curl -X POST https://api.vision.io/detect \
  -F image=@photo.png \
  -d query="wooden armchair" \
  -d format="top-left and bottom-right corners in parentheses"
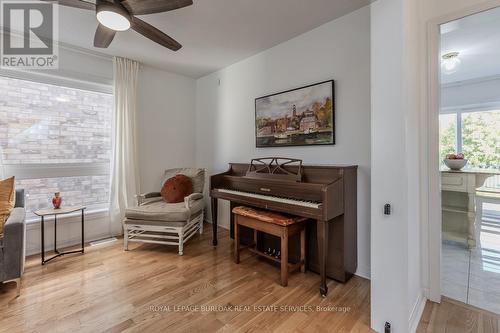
top-left (123, 168), bottom-right (205, 255)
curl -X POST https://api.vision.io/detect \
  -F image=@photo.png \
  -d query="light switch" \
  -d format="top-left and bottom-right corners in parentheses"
top-left (384, 204), bottom-right (391, 215)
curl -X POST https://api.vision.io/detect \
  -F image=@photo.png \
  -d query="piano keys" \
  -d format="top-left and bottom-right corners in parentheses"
top-left (216, 189), bottom-right (322, 209)
top-left (210, 158), bottom-right (358, 297)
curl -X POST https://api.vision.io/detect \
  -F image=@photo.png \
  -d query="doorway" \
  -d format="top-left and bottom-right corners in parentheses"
top-left (437, 7), bottom-right (500, 314)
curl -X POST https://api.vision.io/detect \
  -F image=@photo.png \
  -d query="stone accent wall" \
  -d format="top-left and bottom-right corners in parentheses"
top-left (18, 176), bottom-right (110, 220)
top-left (0, 76), bottom-right (113, 217)
top-left (0, 76), bottom-right (112, 164)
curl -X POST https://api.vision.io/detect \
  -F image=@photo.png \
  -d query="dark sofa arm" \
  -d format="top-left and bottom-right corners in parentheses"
top-left (14, 189), bottom-right (25, 208)
top-left (3, 207), bottom-right (26, 281)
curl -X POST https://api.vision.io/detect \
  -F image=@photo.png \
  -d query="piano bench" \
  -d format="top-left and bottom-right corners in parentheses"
top-left (232, 206), bottom-right (307, 287)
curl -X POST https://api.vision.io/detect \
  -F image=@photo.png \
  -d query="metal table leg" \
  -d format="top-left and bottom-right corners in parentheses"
top-left (41, 208), bottom-right (86, 264)
top-left (81, 209), bottom-right (85, 253)
top-left (41, 215), bottom-right (45, 265)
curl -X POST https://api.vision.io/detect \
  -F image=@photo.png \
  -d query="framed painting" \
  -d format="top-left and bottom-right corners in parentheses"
top-left (255, 80), bottom-right (335, 148)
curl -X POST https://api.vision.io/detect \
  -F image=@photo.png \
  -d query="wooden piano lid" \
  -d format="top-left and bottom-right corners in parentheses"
top-left (245, 157), bottom-right (303, 182)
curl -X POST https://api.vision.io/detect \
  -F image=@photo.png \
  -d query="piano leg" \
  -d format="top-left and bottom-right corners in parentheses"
top-left (229, 201), bottom-right (236, 239)
top-left (211, 198), bottom-right (218, 246)
top-left (317, 219), bottom-right (329, 297)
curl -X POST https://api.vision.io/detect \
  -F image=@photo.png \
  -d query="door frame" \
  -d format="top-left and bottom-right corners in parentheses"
top-left (425, 0), bottom-right (500, 302)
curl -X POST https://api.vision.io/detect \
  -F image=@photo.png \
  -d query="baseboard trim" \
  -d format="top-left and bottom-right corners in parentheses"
top-left (355, 264), bottom-right (371, 280)
top-left (26, 232), bottom-right (113, 256)
top-left (409, 292), bottom-right (427, 333)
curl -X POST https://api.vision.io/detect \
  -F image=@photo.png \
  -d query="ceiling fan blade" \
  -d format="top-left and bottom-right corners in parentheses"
top-left (130, 17), bottom-right (181, 51)
top-left (121, 0), bottom-right (192, 15)
top-left (94, 24), bottom-right (116, 48)
top-left (40, 0), bottom-right (95, 10)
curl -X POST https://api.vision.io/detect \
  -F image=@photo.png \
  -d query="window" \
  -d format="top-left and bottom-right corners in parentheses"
top-left (0, 75), bottom-right (113, 220)
top-left (439, 108), bottom-right (500, 170)
top-left (439, 113), bottom-right (457, 160)
top-left (461, 111), bottom-right (499, 168)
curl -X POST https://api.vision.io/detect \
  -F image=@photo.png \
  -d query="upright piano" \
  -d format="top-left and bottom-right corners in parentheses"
top-left (210, 158), bottom-right (357, 296)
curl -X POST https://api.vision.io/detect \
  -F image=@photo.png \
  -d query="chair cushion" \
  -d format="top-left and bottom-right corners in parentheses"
top-left (160, 175), bottom-right (193, 203)
top-left (125, 199), bottom-right (204, 222)
top-left (0, 177), bottom-right (15, 237)
top-left (232, 206), bottom-right (307, 226)
top-left (163, 168), bottom-right (205, 194)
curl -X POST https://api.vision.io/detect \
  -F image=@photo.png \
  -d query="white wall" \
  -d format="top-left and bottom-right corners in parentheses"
top-left (26, 211), bottom-right (111, 256)
top-left (137, 66), bottom-right (197, 193)
top-left (370, 0), bottom-right (500, 331)
top-left (46, 45), bottom-right (113, 88)
top-left (370, 0), bottom-right (425, 331)
top-left (370, 0), bottom-right (408, 331)
top-left (195, 7), bottom-right (371, 278)
top-left (405, 0), bottom-right (424, 329)
top-left (442, 76), bottom-right (500, 108)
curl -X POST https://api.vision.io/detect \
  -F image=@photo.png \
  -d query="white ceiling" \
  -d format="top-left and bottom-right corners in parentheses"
top-left (51, 0), bottom-right (371, 78)
top-left (440, 6), bottom-right (500, 84)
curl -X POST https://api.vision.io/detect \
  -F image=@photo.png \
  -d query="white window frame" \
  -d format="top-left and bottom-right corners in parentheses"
top-left (0, 68), bottom-right (112, 94)
top-left (0, 71), bottom-right (113, 223)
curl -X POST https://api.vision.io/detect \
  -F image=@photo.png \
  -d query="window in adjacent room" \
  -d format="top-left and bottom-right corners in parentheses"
top-left (461, 110), bottom-right (499, 168)
top-left (0, 75), bottom-right (113, 221)
top-left (439, 112), bottom-right (457, 160)
top-left (439, 108), bottom-right (500, 170)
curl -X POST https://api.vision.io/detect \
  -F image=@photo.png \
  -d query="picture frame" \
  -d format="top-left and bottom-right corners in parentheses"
top-left (255, 80), bottom-right (335, 148)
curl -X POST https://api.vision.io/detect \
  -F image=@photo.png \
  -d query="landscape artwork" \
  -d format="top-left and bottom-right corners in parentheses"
top-left (255, 80), bottom-right (335, 147)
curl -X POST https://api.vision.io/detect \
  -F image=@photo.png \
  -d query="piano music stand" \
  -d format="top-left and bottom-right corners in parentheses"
top-left (246, 157), bottom-right (303, 182)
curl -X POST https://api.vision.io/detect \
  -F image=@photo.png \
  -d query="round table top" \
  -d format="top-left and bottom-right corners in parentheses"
top-left (34, 206), bottom-right (86, 217)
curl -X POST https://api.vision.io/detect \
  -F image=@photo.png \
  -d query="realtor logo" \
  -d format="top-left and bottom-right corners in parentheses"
top-left (1, 1), bottom-right (58, 69)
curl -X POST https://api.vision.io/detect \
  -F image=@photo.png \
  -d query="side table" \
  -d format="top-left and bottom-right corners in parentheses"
top-left (34, 206), bottom-right (86, 265)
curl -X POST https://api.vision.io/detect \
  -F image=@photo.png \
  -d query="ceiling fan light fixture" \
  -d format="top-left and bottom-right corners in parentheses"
top-left (96, 1), bottom-right (131, 31)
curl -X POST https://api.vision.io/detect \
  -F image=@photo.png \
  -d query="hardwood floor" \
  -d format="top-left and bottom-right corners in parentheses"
top-left (417, 297), bottom-right (500, 333)
top-left (0, 224), bottom-right (372, 333)
top-left (3, 223), bottom-right (500, 333)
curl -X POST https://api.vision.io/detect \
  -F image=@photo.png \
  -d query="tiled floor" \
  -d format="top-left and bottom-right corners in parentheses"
top-left (442, 207), bottom-right (500, 314)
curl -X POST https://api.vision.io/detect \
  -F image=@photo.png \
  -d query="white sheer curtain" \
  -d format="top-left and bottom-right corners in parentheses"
top-left (0, 148), bottom-right (4, 180)
top-left (109, 57), bottom-right (140, 235)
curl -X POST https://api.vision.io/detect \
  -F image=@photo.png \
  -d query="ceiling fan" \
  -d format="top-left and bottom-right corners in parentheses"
top-left (42, 0), bottom-right (193, 51)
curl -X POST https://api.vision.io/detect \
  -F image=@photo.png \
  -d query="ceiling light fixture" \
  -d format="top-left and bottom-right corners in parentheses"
top-left (441, 52), bottom-right (461, 75)
top-left (96, 0), bottom-right (131, 31)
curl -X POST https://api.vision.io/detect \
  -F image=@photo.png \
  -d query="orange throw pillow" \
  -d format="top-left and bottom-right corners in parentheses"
top-left (0, 176), bottom-right (15, 237)
top-left (160, 174), bottom-right (193, 203)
